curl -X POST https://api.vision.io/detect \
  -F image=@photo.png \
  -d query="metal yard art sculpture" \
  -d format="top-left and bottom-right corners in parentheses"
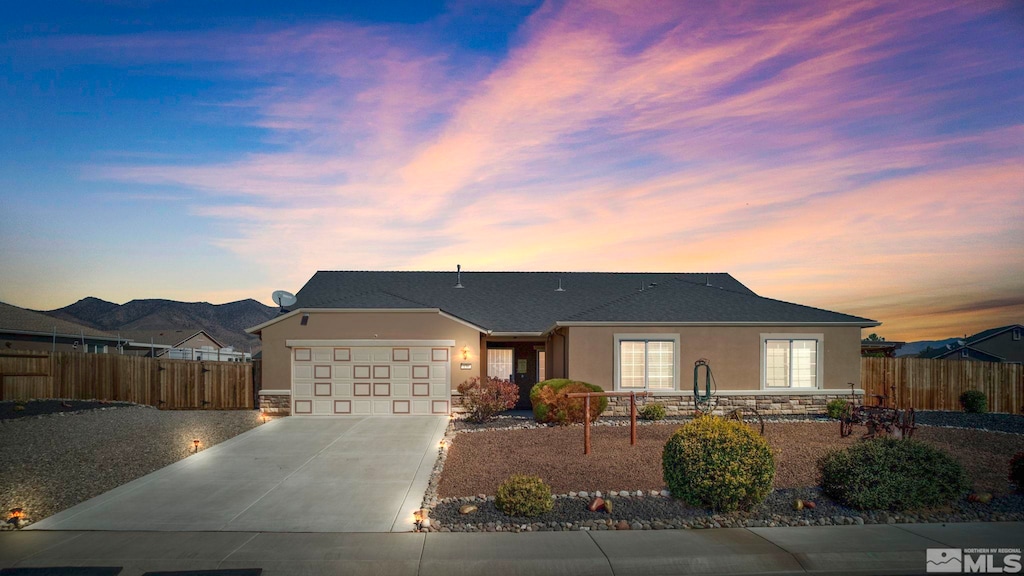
top-left (839, 383), bottom-right (916, 440)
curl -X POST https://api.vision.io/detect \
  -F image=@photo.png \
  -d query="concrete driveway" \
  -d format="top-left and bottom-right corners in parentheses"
top-left (28, 415), bottom-right (448, 533)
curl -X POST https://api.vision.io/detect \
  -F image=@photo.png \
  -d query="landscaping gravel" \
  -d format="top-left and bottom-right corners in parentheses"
top-left (428, 489), bottom-right (1024, 533)
top-left (427, 415), bottom-right (1024, 532)
top-left (915, 410), bottom-right (1024, 435)
top-left (0, 405), bottom-right (263, 526)
top-left (0, 399), bottom-right (136, 420)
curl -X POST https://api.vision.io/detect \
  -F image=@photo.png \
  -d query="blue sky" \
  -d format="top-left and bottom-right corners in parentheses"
top-left (0, 0), bottom-right (1021, 340)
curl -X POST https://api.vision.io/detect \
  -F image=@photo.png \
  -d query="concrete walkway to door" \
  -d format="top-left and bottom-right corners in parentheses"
top-left (27, 416), bottom-right (448, 533)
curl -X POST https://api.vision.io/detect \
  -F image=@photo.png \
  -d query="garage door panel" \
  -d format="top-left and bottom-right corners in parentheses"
top-left (292, 344), bottom-right (450, 417)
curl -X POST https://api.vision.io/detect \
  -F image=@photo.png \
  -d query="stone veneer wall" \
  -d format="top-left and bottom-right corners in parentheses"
top-left (604, 392), bottom-right (860, 417)
top-left (259, 391), bottom-right (291, 416)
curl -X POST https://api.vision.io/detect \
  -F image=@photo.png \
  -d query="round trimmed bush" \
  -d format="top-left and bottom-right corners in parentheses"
top-left (825, 399), bottom-right (848, 419)
top-left (819, 438), bottom-right (969, 510)
top-left (529, 379), bottom-right (607, 424)
top-left (495, 474), bottom-right (553, 517)
top-left (1010, 452), bottom-right (1024, 492)
top-left (959, 390), bottom-right (987, 413)
top-left (639, 402), bottom-right (667, 421)
top-left (662, 415), bottom-right (775, 511)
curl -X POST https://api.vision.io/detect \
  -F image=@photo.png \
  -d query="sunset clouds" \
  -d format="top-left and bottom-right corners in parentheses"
top-left (1, 0), bottom-right (1021, 340)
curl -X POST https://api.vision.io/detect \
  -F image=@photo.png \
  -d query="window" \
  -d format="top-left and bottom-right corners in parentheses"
top-left (615, 336), bottom-right (677, 390)
top-left (537, 350), bottom-right (546, 382)
top-left (487, 349), bottom-right (514, 381)
top-left (763, 335), bottom-right (820, 389)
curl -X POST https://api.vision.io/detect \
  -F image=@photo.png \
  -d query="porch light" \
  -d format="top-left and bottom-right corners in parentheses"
top-left (193, 439), bottom-right (201, 453)
top-left (461, 346), bottom-right (470, 361)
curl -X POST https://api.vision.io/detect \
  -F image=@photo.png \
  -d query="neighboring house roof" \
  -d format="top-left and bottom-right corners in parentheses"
top-left (121, 329), bottom-right (226, 349)
top-left (919, 324), bottom-right (1023, 360)
top-left (250, 271), bottom-right (877, 334)
top-left (0, 301), bottom-right (120, 341)
top-left (965, 324), bottom-right (1023, 346)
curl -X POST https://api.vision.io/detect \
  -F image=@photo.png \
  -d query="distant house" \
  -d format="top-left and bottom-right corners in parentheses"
top-left (920, 324), bottom-right (1024, 363)
top-left (0, 300), bottom-right (127, 353)
top-left (121, 329), bottom-right (251, 362)
top-left (860, 339), bottom-right (905, 357)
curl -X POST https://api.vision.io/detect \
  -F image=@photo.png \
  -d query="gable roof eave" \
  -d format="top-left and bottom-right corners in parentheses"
top-left (552, 320), bottom-right (881, 328)
top-left (245, 307), bottom-right (491, 335)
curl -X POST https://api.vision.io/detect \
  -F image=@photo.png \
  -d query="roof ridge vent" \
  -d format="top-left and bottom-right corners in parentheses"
top-left (705, 274), bottom-right (711, 287)
top-left (555, 278), bottom-right (565, 292)
top-left (454, 264), bottom-right (464, 289)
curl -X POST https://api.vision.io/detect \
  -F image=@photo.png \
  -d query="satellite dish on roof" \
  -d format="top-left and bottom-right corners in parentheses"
top-left (272, 290), bottom-right (297, 309)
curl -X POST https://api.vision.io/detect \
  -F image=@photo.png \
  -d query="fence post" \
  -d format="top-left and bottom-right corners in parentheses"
top-left (583, 395), bottom-right (591, 455)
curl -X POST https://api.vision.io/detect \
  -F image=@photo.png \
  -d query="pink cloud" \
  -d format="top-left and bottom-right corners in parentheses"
top-left (50, 0), bottom-right (1022, 340)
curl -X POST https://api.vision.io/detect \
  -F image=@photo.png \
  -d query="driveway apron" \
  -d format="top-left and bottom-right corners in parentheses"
top-left (27, 416), bottom-right (448, 533)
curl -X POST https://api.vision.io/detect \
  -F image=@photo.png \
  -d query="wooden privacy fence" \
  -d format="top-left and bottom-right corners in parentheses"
top-left (0, 350), bottom-right (253, 409)
top-left (861, 357), bottom-right (1024, 414)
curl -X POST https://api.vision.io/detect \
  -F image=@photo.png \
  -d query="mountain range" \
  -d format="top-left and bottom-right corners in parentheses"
top-left (894, 338), bottom-right (961, 357)
top-left (42, 297), bottom-right (277, 351)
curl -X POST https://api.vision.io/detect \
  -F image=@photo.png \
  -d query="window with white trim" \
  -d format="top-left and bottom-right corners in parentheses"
top-left (487, 348), bottom-right (514, 381)
top-left (763, 336), bottom-right (820, 389)
top-left (616, 337), bottom-right (676, 390)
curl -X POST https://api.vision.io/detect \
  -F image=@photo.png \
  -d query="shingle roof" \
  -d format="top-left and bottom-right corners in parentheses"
top-left (965, 324), bottom-right (1022, 345)
top-left (0, 301), bottom-right (118, 340)
top-left (290, 271), bottom-right (876, 332)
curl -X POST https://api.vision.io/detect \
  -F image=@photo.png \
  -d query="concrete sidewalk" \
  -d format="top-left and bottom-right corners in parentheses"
top-left (2, 522), bottom-right (1020, 575)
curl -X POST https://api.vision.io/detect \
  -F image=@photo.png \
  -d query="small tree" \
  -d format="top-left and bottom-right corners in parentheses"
top-left (456, 377), bottom-right (518, 422)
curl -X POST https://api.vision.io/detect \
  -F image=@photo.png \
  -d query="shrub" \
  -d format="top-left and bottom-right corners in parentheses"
top-left (819, 438), bottom-right (969, 510)
top-left (826, 399), bottom-right (848, 420)
top-left (662, 415), bottom-right (775, 511)
top-left (1010, 452), bottom-right (1024, 492)
top-left (529, 379), bottom-right (607, 425)
top-left (495, 474), bottom-right (553, 517)
top-left (639, 402), bottom-right (667, 421)
top-left (456, 377), bottom-right (518, 423)
top-left (959, 390), bottom-right (987, 414)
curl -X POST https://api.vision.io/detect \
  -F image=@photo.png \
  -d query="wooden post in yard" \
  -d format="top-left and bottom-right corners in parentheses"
top-left (630, 392), bottom-right (637, 445)
top-left (584, 396), bottom-right (591, 455)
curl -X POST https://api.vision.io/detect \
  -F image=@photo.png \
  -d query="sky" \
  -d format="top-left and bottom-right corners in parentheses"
top-left (0, 0), bottom-right (1021, 341)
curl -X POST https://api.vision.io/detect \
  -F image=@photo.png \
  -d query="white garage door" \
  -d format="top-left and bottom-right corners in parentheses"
top-left (290, 343), bottom-right (451, 415)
